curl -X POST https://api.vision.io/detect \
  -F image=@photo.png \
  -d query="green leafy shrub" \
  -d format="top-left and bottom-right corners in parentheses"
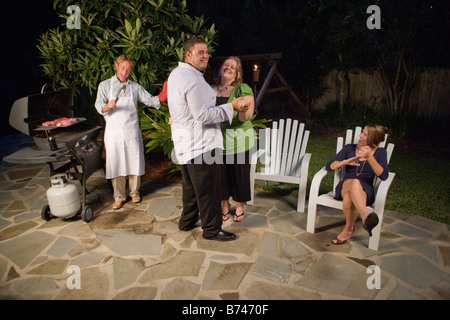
top-left (38, 0), bottom-right (217, 93)
top-left (37, 0), bottom-right (217, 156)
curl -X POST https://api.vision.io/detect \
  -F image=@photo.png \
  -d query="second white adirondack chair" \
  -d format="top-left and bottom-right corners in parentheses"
top-left (247, 118), bottom-right (311, 213)
top-left (306, 127), bottom-right (395, 251)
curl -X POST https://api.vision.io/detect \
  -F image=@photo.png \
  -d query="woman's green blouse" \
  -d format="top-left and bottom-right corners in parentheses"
top-left (220, 83), bottom-right (255, 155)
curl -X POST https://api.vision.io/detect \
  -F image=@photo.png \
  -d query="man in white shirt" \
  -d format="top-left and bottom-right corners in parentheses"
top-left (168, 37), bottom-right (248, 241)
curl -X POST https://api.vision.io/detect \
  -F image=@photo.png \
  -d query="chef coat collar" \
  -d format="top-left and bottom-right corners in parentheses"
top-left (113, 75), bottom-right (130, 85)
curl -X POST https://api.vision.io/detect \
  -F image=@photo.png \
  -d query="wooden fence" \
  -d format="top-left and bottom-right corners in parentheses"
top-left (311, 67), bottom-right (450, 119)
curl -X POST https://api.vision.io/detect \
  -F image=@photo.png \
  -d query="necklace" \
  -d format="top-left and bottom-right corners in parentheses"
top-left (217, 85), bottom-right (229, 93)
top-left (356, 159), bottom-right (367, 176)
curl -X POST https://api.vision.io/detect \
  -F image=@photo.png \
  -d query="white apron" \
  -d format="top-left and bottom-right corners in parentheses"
top-left (104, 84), bottom-right (145, 179)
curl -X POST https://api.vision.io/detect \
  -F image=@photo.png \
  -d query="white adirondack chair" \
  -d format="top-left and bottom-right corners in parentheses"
top-left (248, 118), bottom-right (311, 213)
top-left (306, 127), bottom-right (395, 251)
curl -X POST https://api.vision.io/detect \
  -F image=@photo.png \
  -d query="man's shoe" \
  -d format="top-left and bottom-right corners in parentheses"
top-left (204, 229), bottom-right (236, 241)
top-left (131, 196), bottom-right (141, 203)
top-left (112, 201), bottom-right (123, 209)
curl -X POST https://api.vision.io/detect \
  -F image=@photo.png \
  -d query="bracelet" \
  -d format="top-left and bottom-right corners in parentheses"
top-left (330, 161), bottom-right (339, 170)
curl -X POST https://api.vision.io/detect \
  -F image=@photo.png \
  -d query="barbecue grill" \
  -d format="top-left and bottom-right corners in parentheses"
top-left (4, 87), bottom-right (105, 222)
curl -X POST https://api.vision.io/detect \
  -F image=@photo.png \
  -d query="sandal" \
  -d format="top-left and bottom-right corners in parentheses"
top-left (331, 226), bottom-right (355, 245)
top-left (363, 212), bottom-right (379, 236)
top-left (233, 212), bottom-right (245, 222)
top-left (222, 212), bottom-right (230, 221)
top-left (332, 236), bottom-right (348, 245)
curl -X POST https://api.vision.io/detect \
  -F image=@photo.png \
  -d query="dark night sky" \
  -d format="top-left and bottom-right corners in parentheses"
top-left (1, 1), bottom-right (448, 136)
top-left (1, 2), bottom-right (60, 135)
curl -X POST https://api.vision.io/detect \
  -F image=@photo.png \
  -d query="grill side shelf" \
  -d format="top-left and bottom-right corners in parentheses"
top-left (33, 117), bottom-right (87, 131)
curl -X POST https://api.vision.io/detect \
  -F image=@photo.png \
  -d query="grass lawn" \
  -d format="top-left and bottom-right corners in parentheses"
top-left (257, 134), bottom-right (450, 225)
top-left (386, 152), bottom-right (449, 224)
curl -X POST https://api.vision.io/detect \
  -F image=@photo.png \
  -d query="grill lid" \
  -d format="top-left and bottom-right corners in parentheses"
top-left (9, 88), bottom-right (74, 135)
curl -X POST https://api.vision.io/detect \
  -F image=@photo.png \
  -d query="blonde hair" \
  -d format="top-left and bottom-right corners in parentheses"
top-left (215, 56), bottom-right (244, 86)
top-left (366, 124), bottom-right (388, 147)
top-left (115, 55), bottom-right (135, 71)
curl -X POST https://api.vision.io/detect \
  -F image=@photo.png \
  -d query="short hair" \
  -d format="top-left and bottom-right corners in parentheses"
top-left (115, 55), bottom-right (135, 71)
top-left (215, 56), bottom-right (244, 86)
top-left (184, 36), bottom-right (207, 59)
top-left (366, 124), bottom-right (388, 147)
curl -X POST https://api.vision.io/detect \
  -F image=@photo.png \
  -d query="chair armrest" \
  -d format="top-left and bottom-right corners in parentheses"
top-left (306, 166), bottom-right (329, 233)
top-left (248, 149), bottom-right (266, 206)
top-left (372, 172), bottom-right (395, 214)
top-left (299, 153), bottom-right (311, 178)
top-left (309, 167), bottom-right (329, 201)
top-left (250, 149), bottom-right (265, 165)
top-left (296, 153), bottom-right (312, 212)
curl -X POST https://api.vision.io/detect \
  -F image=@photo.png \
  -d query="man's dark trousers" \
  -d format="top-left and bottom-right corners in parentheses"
top-left (178, 149), bottom-right (222, 238)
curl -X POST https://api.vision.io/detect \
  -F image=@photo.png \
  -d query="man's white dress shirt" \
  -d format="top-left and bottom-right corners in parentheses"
top-left (168, 62), bottom-right (233, 164)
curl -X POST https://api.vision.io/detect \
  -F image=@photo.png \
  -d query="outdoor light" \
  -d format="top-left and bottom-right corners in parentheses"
top-left (253, 64), bottom-right (260, 82)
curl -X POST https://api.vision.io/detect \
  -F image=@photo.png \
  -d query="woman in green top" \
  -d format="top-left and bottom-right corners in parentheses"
top-left (213, 56), bottom-right (255, 222)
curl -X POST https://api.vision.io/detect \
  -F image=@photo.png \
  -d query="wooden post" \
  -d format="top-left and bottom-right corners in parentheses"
top-left (256, 60), bottom-right (278, 108)
top-left (274, 70), bottom-right (310, 117)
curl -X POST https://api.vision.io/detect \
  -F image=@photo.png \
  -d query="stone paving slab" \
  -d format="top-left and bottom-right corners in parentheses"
top-left (94, 228), bottom-right (162, 256)
top-left (0, 231), bottom-right (56, 268)
top-left (252, 256), bottom-right (291, 283)
top-left (295, 253), bottom-right (383, 299)
top-left (0, 155), bottom-right (449, 301)
top-left (380, 254), bottom-right (449, 290)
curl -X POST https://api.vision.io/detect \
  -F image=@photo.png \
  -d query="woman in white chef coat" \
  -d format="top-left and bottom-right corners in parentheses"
top-left (95, 55), bottom-right (167, 209)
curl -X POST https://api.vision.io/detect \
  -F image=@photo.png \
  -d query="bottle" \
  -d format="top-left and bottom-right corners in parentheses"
top-left (47, 131), bottom-right (58, 151)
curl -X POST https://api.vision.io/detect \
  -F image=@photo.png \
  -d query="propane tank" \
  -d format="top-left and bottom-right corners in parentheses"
top-left (46, 174), bottom-right (81, 219)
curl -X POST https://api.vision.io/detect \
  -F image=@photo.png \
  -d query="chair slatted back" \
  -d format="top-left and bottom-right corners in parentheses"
top-left (259, 118), bottom-right (309, 178)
